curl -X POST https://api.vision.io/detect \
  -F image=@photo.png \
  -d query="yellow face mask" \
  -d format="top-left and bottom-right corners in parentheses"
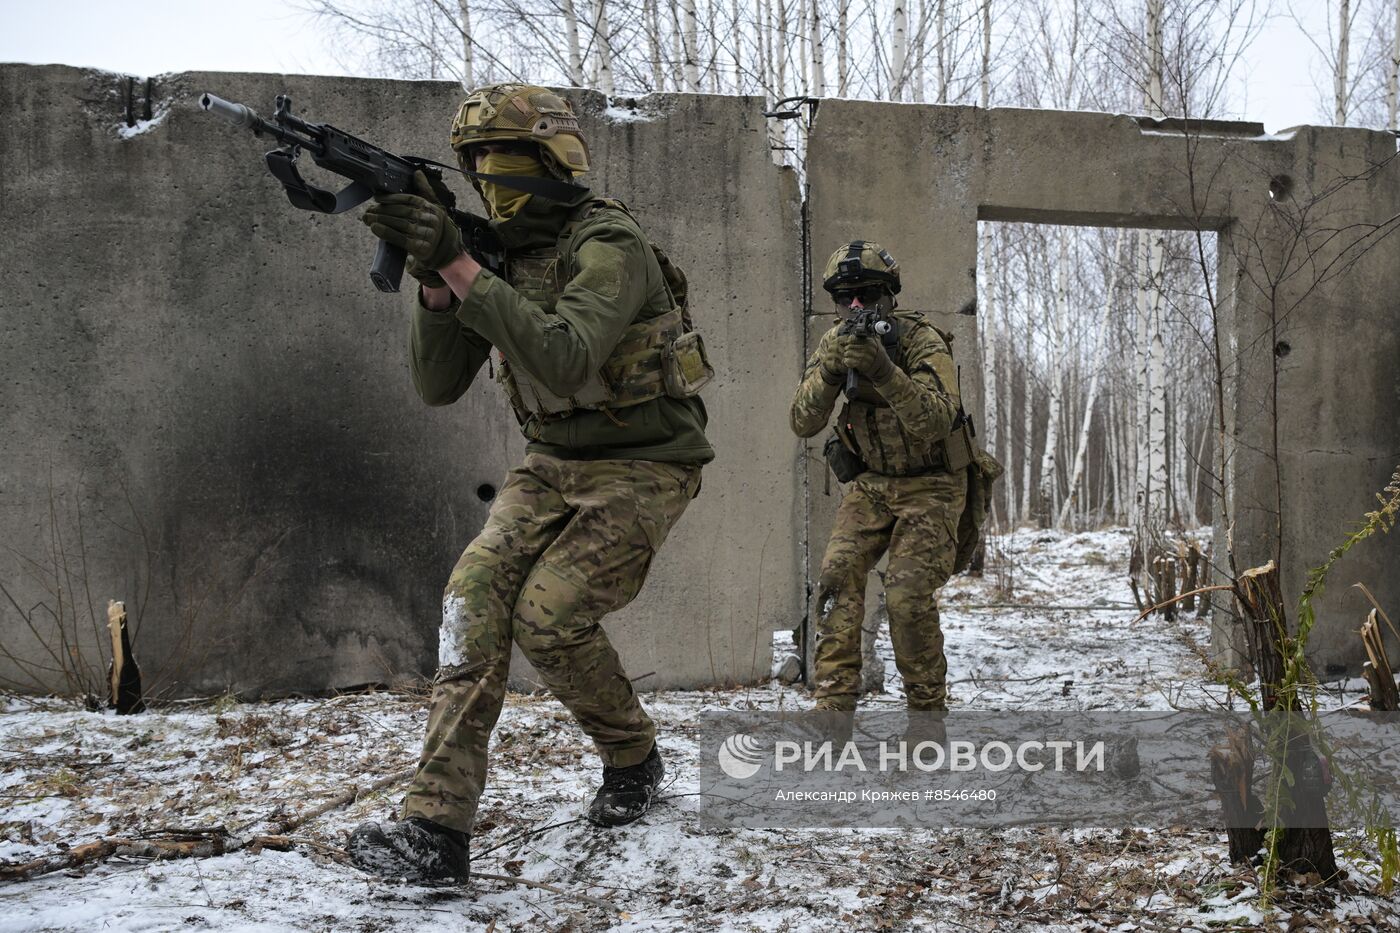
top-left (475, 151), bottom-right (550, 220)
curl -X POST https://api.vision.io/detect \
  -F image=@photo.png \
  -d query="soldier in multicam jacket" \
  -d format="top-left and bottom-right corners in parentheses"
top-left (792, 241), bottom-right (972, 714)
top-left (347, 83), bottom-right (715, 883)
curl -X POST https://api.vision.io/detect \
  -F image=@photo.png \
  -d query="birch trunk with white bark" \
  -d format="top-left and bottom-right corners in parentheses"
top-left (892, 2), bottom-right (908, 101)
top-left (646, 0), bottom-right (664, 90)
top-left (980, 0), bottom-right (992, 107)
top-left (1036, 234), bottom-right (1069, 526)
top-left (595, 0), bottom-right (614, 94)
top-left (837, 0), bottom-right (849, 95)
top-left (1388, 0), bottom-right (1399, 130)
top-left (1336, 0), bottom-right (1352, 125)
top-left (1057, 231), bottom-right (1125, 528)
top-left (682, 0), bottom-right (700, 91)
top-left (936, 0), bottom-right (948, 103)
top-left (563, 0), bottom-right (585, 86)
top-left (458, 0), bottom-right (474, 88)
top-left (1020, 324), bottom-right (1035, 523)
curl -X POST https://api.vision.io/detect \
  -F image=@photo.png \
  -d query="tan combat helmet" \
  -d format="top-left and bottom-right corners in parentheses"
top-left (450, 83), bottom-right (591, 178)
top-left (821, 240), bottom-right (902, 295)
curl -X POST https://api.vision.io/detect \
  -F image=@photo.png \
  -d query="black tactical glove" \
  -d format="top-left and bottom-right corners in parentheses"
top-left (839, 333), bottom-right (895, 385)
top-left (362, 170), bottom-right (463, 289)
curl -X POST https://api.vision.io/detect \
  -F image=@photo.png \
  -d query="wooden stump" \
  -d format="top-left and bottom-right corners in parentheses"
top-left (1228, 562), bottom-right (1339, 882)
top-left (1276, 726), bottom-right (1339, 879)
top-left (1160, 557), bottom-right (1178, 621)
top-left (1361, 610), bottom-right (1399, 711)
top-left (1183, 543), bottom-right (1201, 614)
top-left (106, 600), bottom-right (145, 715)
top-left (1209, 726), bottom-right (1265, 864)
top-left (1236, 562), bottom-right (1287, 712)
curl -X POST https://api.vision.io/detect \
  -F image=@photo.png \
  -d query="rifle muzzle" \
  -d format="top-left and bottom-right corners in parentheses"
top-left (199, 93), bottom-right (261, 129)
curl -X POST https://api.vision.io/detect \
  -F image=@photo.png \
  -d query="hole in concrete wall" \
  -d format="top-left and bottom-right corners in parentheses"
top-left (1268, 175), bottom-right (1293, 200)
top-left (1274, 340), bottom-right (1291, 358)
top-left (476, 484), bottom-right (497, 503)
top-left (976, 221), bottom-right (1219, 534)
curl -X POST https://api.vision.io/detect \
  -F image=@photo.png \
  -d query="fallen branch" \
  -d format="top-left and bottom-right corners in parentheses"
top-left (1, 834), bottom-right (230, 882)
top-left (1132, 584), bottom-right (1236, 623)
top-left (2, 768), bottom-right (415, 882)
top-left (474, 870), bottom-right (621, 913)
top-left (270, 767), bottom-right (414, 835)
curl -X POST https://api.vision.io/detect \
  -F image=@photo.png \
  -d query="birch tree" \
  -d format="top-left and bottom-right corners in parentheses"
top-left (1337, 0), bottom-right (1353, 123)
top-left (562, 0), bottom-right (586, 85)
top-left (1390, 0), bottom-right (1400, 129)
top-left (594, 0), bottom-right (615, 94)
top-left (682, 0), bottom-right (700, 90)
top-left (892, 1), bottom-right (909, 101)
top-left (980, 0), bottom-right (992, 107)
top-left (1036, 233), bottom-right (1069, 526)
top-left (1057, 230), bottom-right (1125, 528)
top-left (838, 0), bottom-right (850, 95)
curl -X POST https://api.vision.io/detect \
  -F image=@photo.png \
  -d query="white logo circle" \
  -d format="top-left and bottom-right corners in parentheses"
top-left (717, 733), bottom-right (765, 780)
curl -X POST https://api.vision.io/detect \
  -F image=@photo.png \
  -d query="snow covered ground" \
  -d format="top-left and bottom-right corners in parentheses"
top-left (1, 528), bottom-right (1393, 931)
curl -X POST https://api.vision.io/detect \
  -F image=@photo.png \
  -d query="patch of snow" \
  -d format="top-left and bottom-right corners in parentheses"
top-left (438, 594), bottom-right (469, 667)
top-left (115, 103), bottom-right (171, 139)
top-left (2, 527), bottom-right (1393, 930)
top-left (602, 104), bottom-right (656, 123)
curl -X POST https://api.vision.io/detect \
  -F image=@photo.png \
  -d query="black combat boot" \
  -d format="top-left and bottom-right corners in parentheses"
top-left (346, 816), bottom-right (469, 883)
top-left (587, 744), bottom-right (665, 827)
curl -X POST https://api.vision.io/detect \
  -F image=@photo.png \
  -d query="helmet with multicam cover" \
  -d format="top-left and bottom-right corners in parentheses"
top-left (450, 83), bottom-right (590, 178)
top-left (821, 240), bottom-right (901, 296)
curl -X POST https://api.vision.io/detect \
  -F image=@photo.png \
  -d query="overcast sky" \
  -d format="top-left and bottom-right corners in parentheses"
top-left (0, 0), bottom-right (1335, 134)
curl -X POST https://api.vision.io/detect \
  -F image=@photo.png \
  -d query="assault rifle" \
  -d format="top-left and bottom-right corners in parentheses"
top-left (839, 307), bottom-right (893, 399)
top-left (199, 92), bottom-right (585, 293)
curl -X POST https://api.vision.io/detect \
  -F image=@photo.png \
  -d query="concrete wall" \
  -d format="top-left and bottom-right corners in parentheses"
top-left (807, 100), bottom-right (1400, 676)
top-left (0, 65), bottom-right (803, 695)
top-left (3, 65), bottom-right (1396, 696)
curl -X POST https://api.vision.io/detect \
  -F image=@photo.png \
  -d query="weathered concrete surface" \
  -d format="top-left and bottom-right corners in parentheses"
top-left (807, 101), bottom-right (1400, 676)
top-left (0, 65), bottom-right (802, 695)
top-left (4, 65), bottom-right (1395, 697)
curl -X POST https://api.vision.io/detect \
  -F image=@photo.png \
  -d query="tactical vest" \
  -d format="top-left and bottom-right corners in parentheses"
top-left (494, 199), bottom-right (713, 422)
top-left (835, 316), bottom-right (974, 477)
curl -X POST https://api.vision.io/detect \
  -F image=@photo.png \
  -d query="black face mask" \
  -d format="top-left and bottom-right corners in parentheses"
top-left (831, 285), bottom-right (887, 308)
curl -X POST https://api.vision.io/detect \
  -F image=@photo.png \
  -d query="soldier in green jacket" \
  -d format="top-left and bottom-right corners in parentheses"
top-left (791, 242), bottom-right (970, 714)
top-left (347, 84), bottom-right (715, 883)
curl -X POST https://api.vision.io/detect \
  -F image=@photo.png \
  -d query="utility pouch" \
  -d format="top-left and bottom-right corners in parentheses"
top-left (823, 432), bottom-right (867, 484)
top-left (662, 330), bottom-right (715, 398)
top-left (942, 421), bottom-right (975, 473)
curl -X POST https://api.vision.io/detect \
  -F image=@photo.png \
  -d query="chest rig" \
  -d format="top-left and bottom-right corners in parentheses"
top-left (494, 199), bottom-right (711, 423)
top-left (835, 317), bottom-right (970, 477)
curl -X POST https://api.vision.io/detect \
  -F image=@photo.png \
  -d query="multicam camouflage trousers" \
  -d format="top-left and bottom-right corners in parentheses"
top-left (402, 452), bottom-right (700, 834)
top-left (813, 469), bottom-right (967, 712)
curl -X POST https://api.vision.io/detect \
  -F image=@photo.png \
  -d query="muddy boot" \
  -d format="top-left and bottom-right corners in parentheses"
top-left (346, 816), bottom-right (469, 883)
top-left (587, 745), bottom-right (665, 827)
